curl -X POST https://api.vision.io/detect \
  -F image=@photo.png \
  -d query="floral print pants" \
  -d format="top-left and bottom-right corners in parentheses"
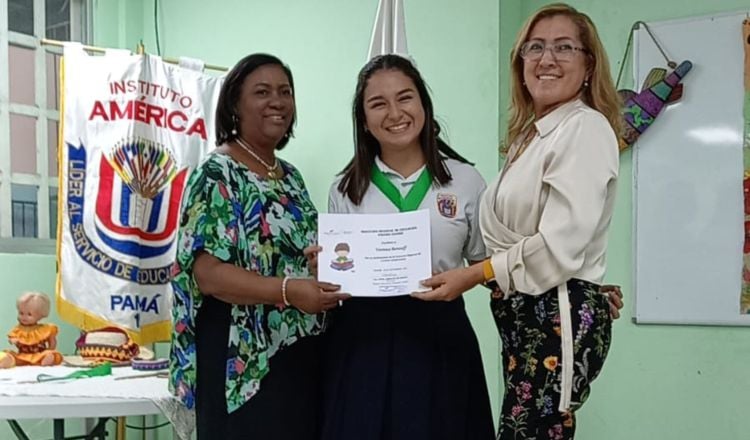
top-left (492, 279), bottom-right (612, 440)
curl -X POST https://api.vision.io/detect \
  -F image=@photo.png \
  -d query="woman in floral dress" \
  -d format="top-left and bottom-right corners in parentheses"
top-left (169, 53), bottom-right (348, 440)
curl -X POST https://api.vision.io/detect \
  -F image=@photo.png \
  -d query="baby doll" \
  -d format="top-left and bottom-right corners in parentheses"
top-left (0, 292), bottom-right (63, 368)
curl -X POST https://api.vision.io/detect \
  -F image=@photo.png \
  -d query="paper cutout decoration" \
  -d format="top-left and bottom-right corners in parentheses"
top-left (618, 60), bottom-right (693, 151)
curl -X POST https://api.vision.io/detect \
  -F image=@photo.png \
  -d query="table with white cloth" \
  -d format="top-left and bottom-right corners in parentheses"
top-left (0, 366), bottom-right (193, 440)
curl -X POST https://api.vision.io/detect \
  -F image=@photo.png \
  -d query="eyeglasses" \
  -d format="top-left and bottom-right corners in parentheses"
top-left (519, 40), bottom-right (587, 61)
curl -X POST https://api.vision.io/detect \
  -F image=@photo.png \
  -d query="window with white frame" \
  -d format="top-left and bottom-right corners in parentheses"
top-left (1, 0), bottom-right (90, 252)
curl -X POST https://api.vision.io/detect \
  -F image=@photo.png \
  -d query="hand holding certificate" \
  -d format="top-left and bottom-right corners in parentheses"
top-left (318, 210), bottom-right (432, 297)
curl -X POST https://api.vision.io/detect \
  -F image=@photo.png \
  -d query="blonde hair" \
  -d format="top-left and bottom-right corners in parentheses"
top-left (17, 291), bottom-right (51, 318)
top-left (506, 3), bottom-right (621, 147)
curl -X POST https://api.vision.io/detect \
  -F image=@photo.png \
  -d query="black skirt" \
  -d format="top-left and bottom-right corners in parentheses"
top-left (319, 296), bottom-right (495, 440)
top-left (195, 296), bottom-right (322, 440)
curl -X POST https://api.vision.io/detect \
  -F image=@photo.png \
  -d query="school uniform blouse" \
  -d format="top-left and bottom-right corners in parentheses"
top-left (329, 156), bottom-right (487, 270)
top-left (321, 156), bottom-right (496, 440)
top-left (479, 99), bottom-right (618, 412)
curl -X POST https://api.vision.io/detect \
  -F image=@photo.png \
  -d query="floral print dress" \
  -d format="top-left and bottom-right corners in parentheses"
top-left (169, 153), bottom-right (324, 413)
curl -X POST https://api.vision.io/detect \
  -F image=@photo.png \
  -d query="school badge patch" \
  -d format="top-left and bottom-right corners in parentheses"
top-left (437, 193), bottom-right (458, 218)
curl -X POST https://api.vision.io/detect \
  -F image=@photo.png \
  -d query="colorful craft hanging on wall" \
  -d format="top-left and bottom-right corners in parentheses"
top-left (618, 60), bottom-right (692, 151)
top-left (615, 21), bottom-right (693, 152)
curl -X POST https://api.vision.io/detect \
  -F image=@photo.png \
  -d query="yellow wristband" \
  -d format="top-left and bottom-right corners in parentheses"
top-left (482, 259), bottom-right (495, 282)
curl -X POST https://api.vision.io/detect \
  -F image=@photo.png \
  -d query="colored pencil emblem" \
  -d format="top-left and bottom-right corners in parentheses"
top-left (107, 137), bottom-right (179, 199)
top-left (618, 60), bottom-right (693, 151)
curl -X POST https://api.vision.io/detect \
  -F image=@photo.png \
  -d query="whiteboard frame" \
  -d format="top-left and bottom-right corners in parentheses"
top-left (632, 9), bottom-right (750, 327)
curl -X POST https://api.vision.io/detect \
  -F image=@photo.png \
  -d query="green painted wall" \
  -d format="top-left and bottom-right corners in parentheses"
top-left (499, 0), bottom-right (522, 153)
top-left (92, 0), bottom-right (144, 52)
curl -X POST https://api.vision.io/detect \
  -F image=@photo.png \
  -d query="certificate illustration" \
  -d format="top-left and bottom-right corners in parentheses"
top-left (318, 210), bottom-right (432, 297)
top-left (330, 242), bottom-right (355, 271)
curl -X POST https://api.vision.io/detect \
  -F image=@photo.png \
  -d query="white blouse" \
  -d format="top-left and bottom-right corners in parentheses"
top-left (329, 156), bottom-right (487, 273)
top-left (480, 99), bottom-right (619, 296)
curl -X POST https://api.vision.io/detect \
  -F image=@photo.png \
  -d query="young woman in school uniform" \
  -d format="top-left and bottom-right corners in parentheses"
top-left (308, 54), bottom-right (496, 440)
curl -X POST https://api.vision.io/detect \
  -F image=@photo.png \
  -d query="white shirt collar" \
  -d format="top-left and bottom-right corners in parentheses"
top-left (534, 99), bottom-right (586, 138)
top-left (374, 155), bottom-right (426, 182)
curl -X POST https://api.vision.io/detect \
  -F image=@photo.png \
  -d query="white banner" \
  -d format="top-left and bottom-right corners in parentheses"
top-left (57, 47), bottom-right (223, 344)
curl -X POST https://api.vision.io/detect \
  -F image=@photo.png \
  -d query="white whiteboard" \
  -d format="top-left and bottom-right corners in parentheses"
top-left (633, 10), bottom-right (750, 326)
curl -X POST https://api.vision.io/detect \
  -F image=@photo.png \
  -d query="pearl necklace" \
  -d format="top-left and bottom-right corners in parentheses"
top-left (236, 136), bottom-right (280, 179)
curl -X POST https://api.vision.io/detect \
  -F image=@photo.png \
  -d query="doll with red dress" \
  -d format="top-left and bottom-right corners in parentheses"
top-left (0, 292), bottom-right (63, 368)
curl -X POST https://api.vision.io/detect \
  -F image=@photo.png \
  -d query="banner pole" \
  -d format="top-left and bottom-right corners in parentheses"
top-left (41, 38), bottom-right (228, 72)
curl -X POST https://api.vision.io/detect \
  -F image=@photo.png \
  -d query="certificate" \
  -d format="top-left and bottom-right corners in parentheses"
top-left (318, 210), bottom-right (432, 297)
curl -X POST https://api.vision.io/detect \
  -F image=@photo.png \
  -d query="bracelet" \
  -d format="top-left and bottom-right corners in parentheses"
top-left (281, 276), bottom-right (292, 307)
top-left (482, 259), bottom-right (495, 282)
top-left (482, 259), bottom-right (500, 291)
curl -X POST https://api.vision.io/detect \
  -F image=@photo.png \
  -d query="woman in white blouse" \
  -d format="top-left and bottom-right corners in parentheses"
top-left (418, 4), bottom-right (621, 439)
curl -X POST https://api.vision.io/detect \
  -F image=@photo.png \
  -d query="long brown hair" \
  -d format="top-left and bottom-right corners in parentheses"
top-left (338, 55), bottom-right (471, 205)
top-left (506, 3), bottom-right (621, 147)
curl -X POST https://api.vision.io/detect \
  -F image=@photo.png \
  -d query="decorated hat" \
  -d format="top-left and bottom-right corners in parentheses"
top-left (74, 326), bottom-right (141, 365)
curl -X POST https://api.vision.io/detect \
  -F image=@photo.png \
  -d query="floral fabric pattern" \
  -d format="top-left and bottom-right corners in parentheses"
top-left (493, 279), bottom-right (611, 440)
top-left (169, 153), bottom-right (324, 413)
